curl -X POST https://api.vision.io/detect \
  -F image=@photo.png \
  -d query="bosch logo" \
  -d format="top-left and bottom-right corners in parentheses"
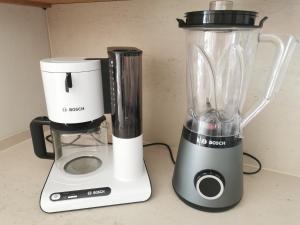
top-left (197, 137), bottom-right (226, 147)
top-left (197, 137), bottom-right (208, 145)
top-left (62, 107), bottom-right (85, 112)
top-left (200, 138), bottom-right (207, 145)
top-left (184, 128), bottom-right (241, 149)
top-left (209, 140), bottom-right (226, 146)
top-left (93, 190), bottom-right (105, 194)
top-left (69, 107), bottom-right (85, 112)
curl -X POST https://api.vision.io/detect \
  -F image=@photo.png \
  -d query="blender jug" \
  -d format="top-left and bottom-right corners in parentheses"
top-left (183, 14), bottom-right (297, 139)
top-left (172, 0), bottom-right (298, 211)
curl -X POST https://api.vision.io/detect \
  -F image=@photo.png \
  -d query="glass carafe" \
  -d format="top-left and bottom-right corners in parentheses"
top-left (51, 120), bottom-right (108, 175)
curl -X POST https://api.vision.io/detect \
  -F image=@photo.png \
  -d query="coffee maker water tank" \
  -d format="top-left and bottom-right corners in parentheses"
top-left (108, 47), bottom-right (144, 181)
top-left (40, 58), bottom-right (104, 124)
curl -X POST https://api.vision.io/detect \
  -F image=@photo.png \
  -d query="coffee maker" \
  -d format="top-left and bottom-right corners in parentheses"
top-left (172, 1), bottom-right (297, 211)
top-left (30, 47), bottom-right (151, 213)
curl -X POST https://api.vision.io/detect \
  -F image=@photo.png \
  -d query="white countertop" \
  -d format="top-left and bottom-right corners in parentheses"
top-left (0, 139), bottom-right (300, 225)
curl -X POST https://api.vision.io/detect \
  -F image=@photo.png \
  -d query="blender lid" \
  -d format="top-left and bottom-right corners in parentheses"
top-left (177, 1), bottom-right (267, 28)
top-left (40, 57), bottom-right (101, 73)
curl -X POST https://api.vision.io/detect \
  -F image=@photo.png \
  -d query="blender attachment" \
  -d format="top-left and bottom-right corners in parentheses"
top-left (173, 0), bottom-right (297, 211)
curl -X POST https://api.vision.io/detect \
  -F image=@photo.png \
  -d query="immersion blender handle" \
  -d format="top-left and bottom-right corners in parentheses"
top-left (30, 116), bottom-right (54, 160)
top-left (241, 34), bottom-right (298, 129)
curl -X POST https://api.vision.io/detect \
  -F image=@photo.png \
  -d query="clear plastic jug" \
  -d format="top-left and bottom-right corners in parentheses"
top-left (178, 5), bottom-right (298, 138)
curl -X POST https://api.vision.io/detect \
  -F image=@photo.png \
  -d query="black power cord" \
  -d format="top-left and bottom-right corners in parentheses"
top-left (45, 135), bottom-right (261, 175)
top-left (143, 143), bottom-right (176, 164)
top-left (243, 152), bottom-right (262, 175)
top-left (46, 135), bottom-right (176, 164)
top-left (144, 143), bottom-right (262, 175)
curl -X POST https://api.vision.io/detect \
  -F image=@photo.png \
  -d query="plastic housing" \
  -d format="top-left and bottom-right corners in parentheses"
top-left (40, 58), bottom-right (104, 124)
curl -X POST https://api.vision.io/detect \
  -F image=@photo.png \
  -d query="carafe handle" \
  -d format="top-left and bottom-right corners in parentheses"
top-left (240, 34), bottom-right (298, 129)
top-left (30, 117), bottom-right (54, 160)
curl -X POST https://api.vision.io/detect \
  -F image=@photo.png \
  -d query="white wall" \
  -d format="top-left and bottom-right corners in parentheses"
top-left (0, 4), bottom-right (50, 140)
top-left (47, 0), bottom-right (300, 176)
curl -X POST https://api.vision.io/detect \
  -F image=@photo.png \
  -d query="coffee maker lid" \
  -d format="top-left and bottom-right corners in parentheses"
top-left (40, 58), bottom-right (101, 73)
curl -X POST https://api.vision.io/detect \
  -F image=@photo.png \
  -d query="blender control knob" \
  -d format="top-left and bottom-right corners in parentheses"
top-left (195, 170), bottom-right (225, 200)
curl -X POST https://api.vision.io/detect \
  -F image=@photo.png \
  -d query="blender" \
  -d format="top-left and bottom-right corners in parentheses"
top-left (172, 1), bottom-right (297, 211)
top-left (30, 47), bottom-right (151, 213)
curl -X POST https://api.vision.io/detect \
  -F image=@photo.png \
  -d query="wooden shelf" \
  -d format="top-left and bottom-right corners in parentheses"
top-left (0, 0), bottom-right (123, 8)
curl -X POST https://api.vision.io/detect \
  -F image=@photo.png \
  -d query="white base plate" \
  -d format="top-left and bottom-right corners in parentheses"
top-left (40, 146), bottom-right (152, 213)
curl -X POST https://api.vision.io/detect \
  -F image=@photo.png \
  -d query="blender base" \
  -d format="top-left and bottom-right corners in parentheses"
top-left (172, 134), bottom-right (243, 211)
top-left (173, 185), bottom-right (241, 212)
top-left (39, 146), bottom-right (152, 213)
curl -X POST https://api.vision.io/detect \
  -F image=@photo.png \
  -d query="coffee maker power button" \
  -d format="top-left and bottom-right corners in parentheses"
top-left (50, 193), bottom-right (61, 201)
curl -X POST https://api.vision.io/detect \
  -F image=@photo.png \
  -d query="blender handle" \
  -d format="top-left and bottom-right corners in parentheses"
top-left (240, 34), bottom-right (298, 129)
top-left (30, 117), bottom-right (54, 160)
